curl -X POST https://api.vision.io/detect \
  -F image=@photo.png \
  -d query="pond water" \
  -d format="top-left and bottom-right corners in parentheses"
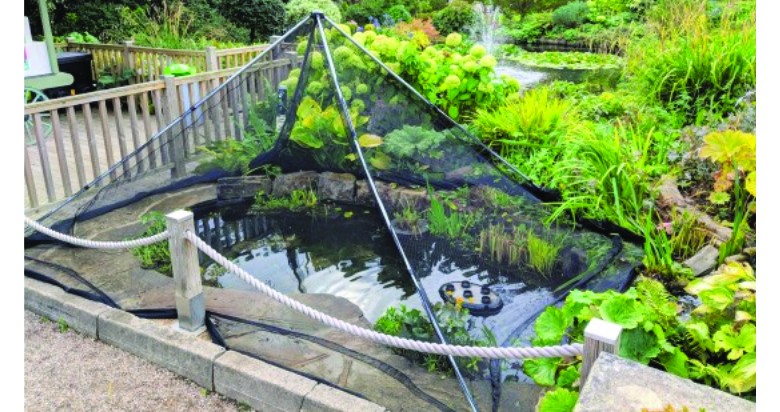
top-left (191, 199), bottom-right (634, 348)
top-left (496, 60), bottom-right (620, 90)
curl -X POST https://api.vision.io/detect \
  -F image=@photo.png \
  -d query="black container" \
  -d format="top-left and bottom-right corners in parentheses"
top-left (45, 52), bottom-right (96, 98)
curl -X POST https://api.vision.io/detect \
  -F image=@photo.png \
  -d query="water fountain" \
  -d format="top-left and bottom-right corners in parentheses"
top-left (469, 2), bottom-right (548, 89)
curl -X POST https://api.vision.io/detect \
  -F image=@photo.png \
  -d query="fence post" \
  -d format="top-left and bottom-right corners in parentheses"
top-left (122, 40), bottom-right (134, 81)
top-left (205, 46), bottom-right (218, 71)
top-left (162, 75), bottom-right (185, 178)
top-left (581, 318), bottom-right (622, 385)
top-left (166, 210), bottom-right (205, 333)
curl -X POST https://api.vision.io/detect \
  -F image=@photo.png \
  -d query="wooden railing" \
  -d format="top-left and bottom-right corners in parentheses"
top-left (61, 40), bottom-right (268, 83)
top-left (24, 54), bottom-right (297, 210)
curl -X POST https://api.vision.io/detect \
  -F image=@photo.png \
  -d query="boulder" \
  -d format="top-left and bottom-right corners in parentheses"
top-left (216, 176), bottom-right (272, 201)
top-left (271, 171), bottom-right (318, 197)
top-left (683, 245), bottom-right (719, 277)
top-left (354, 181), bottom-right (376, 206)
top-left (318, 172), bottom-right (356, 203)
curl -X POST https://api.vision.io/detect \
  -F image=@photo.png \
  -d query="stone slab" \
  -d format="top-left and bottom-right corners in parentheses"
top-left (575, 353), bottom-right (755, 412)
top-left (318, 172), bottom-right (356, 203)
top-left (301, 384), bottom-right (387, 412)
top-left (217, 176), bottom-right (272, 201)
top-left (97, 308), bottom-right (224, 390)
top-left (24, 277), bottom-right (112, 338)
top-left (214, 350), bottom-right (318, 412)
top-left (272, 171), bottom-right (319, 197)
top-left (684, 245), bottom-right (720, 277)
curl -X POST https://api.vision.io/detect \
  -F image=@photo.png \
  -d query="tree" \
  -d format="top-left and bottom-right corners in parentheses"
top-left (220, 0), bottom-right (286, 42)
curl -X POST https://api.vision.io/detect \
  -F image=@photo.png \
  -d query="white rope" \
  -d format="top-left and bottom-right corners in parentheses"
top-left (25, 216), bottom-right (170, 249)
top-left (185, 230), bottom-right (583, 360)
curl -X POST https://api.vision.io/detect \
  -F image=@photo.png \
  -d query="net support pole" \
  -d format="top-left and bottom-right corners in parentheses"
top-left (166, 210), bottom-right (206, 333)
top-left (581, 318), bottom-right (622, 385)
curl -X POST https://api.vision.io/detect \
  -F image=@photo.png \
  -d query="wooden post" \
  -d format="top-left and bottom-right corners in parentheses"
top-left (581, 318), bottom-right (623, 385)
top-left (166, 210), bottom-right (205, 333)
top-left (122, 40), bottom-right (134, 83)
top-left (162, 75), bottom-right (185, 178)
top-left (205, 46), bottom-right (218, 71)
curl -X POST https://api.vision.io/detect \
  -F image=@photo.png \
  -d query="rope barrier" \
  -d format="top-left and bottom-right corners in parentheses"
top-left (24, 216), bottom-right (170, 249)
top-left (23, 216), bottom-right (583, 359)
top-left (184, 230), bottom-right (583, 359)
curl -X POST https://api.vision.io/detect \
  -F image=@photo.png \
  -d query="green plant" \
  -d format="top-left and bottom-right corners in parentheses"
top-left (57, 318), bottom-right (70, 333)
top-left (427, 189), bottom-right (476, 240)
top-left (253, 188), bottom-right (318, 211)
top-left (504, 12), bottom-right (553, 43)
top-left (478, 224), bottom-right (525, 267)
top-left (538, 387), bottom-right (579, 412)
top-left (394, 204), bottom-right (425, 235)
top-left (698, 130), bottom-right (755, 263)
top-left (432, 0), bottom-right (476, 36)
top-left (552, 2), bottom-right (590, 28)
top-left (526, 231), bottom-right (563, 277)
top-left (195, 115), bottom-right (274, 175)
top-left (96, 68), bottom-right (135, 90)
top-left (285, 0), bottom-right (342, 26)
top-left (626, 1), bottom-right (755, 122)
top-left (131, 211), bottom-right (172, 276)
top-left (642, 212), bottom-right (694, 284)
top-left (387, 5), bottom-right (413, 23)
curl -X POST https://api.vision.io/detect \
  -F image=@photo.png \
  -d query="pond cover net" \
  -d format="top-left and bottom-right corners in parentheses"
top-left (24, 13), bottom-right (643, 412)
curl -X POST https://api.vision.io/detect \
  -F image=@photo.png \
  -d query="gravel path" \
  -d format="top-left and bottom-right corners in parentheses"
top-left (24, 310), bottom-right (245, 411)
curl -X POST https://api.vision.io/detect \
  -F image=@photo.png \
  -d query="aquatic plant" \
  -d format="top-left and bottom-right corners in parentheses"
top-left (642, 212), bottom-right (694, 284)
top-left (426, 190), bottom-right (476, 240)
top-left (253, 188), bottom-right (318, 211)
top-left (478, 224), bottom-right (525, 267)
top-left (503, 50), bottom-right (623, 70)
top-left (394, 204), bottom-right (425, 235)
top-left (130, 211), bottom-right (172, 276)
top-left (195, 108), bottom-right (274, 175)
top-left (526, 231), bottom-right (563, 277)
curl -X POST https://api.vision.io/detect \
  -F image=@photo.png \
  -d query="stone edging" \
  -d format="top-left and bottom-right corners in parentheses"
top-left (24, 277), bottom-right (387, 412)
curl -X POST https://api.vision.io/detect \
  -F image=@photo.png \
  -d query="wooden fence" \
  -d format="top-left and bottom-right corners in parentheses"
top-left (60, 40), bottom-right (268, 84)
top-left (24, 52), bottom-right (297, 210)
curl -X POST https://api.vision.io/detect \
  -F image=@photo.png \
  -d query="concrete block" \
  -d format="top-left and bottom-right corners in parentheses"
top-left (576, 353), bottom-right (755, 412)
top-left (98, 309), bottom-right (224, 389)
top-left (214, 350), bottom-right (317, 412)
top-left (301, 384), bottom-right (387, 412)
top-left (24, 277), bottom-right (111, 338)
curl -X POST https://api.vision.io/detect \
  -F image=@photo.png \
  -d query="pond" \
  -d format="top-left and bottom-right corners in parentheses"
top-left (495, 59), bottom-right (621, 90)
top-left (191, 198), bottom-right (639, 348)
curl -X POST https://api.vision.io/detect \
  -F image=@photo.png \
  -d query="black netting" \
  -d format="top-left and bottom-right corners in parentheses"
top-left (25, 14), bottom-right (643, 412)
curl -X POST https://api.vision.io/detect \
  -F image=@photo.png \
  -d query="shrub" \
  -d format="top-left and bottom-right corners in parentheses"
top-left (285, 0), bottom-right (342, 27)
top-left (505, 12), bottom-right (553, 42)
top-left (393, 18), bottom-right (442, 45)
top-left (626, 3), bottom-right (756, 122)
top-left (387, 5), bottom-right (413, 23)
top-left (432, 0), bottom-right (476, 36)
top-left (552, 1), bottom-right (590, 28)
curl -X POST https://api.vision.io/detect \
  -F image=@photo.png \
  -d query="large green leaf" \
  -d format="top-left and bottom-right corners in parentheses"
top-left (538, 388), bottom-right (578, 412)
top-left (619, 328), bottom-right (661, 364)
top-left (290, 131), bottom-right (324, 149)
top-left (658, 347), bottom-right (689, 378)
top-left (523, 357), bottom-right (561, 386)
top-left (556, 365), bottom-right (580, 389)
top-left (534, 307), bottom-right (571, 345)
top-left (722, 353), bottom-right (756, 394)
top-left (598, 295), bottom-right (644, 329)
top-left (713, 323), bottom-right (756, 360)
top-left (699, 287), bottom-right (735, 312)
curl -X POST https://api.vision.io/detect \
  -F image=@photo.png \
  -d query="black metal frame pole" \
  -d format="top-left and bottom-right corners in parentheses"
top-left (314, 13), bottom-right (480, 412)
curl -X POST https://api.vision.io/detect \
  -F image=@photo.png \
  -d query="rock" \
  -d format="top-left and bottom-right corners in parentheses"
top-left (395, 187), bottom-right (429, 210)
top-left (576, 353), bottom-right (755, 412)
top-left (216, 176), bottom-right (272, 201)
top-left (743, 247), bottom-right (756, 257)
top-left (559, 247), bottom-right (587, 278)
top-left (725, 254), bottom-right (747, 263)
top-left (271, 171), bottom-right (318, 197)
top-left (318, 172), bottom-right (356, 203)
top-left (695, 212), bottom-right (733, 244)
top-left (683, 245), bottom-right (719, 277)
top-left (656, 175), bottom-right (688, 209)
top-left (354, 181), bottom-right (376, 206)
